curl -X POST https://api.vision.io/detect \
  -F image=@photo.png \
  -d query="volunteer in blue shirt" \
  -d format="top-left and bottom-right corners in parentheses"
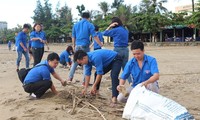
top-left (59, 45), bottom-right (74, 68)
top-left (74, 49), bottom-right (122, 104)
top-left (30, 23), bottom-right (49, 66)
top-left (90, 25), bottom-right (104, 50)
top-left (8, 40), bottom-right (12, 51)
top-left (117, 41), bottom-right (159, 103)
top-left (16, 24), bottom-right (30, 72)
top-left (102, 17), bottom-right (132, 84)
top-left (68, 12), bottom-right (103, 83)
top-left (23, 52), bottom-right (66, 99)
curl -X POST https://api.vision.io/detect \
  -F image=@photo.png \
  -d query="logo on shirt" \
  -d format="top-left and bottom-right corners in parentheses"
top-left (145, 70), bottom-right (150, 74)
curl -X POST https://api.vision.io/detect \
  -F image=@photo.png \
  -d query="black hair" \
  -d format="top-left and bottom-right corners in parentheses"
top-left (131, 40), bottom-right (144, 51)
top-left (74, 50), bottom-right (87, 62)
top-left (111, 17), bottom-right (123, 26)
top-left (82, 12), bottom-right (90, 18)
top-left (47, 52), bottom-right (60, 61)
top-left (23, 24), bottom-right (30, 29)
top-left (66, 45), bottom-right (74, 54)
top-left (94, 25), bottom-right (99, 31)
top-left (33, 23), bottom-right (42, 31)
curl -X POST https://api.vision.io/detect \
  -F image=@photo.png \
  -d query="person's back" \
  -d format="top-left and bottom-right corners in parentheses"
top-left (23, 52), bottom-right (66, 99)
top-left (24, 60), bottom-right (53, 85)
top-left (72, 16), bottom-right (96, 47)
top-left (109, 26), bottom-right (128, 47)
top-left (68, 12), bottom-right (103, 83)
top-left (87, 49), bottom-right (117, 69)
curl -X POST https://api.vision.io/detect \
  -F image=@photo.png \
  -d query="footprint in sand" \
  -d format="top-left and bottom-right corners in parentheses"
top-left (7, 117), bottom-right (17, 120)
top-left (2, 98), bottom-right (16, 105)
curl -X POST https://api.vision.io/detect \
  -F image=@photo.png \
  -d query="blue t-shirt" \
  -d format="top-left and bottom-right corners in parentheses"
top-left (102, 26), bottom-right (128, 47)
top-left (16, 31), bottom-right (28, 51)
top-left (30, 31), bottom-right (46, 48)
top-left (93, 32), bottom-right (104, 49)
top-left (24, 60), bottom-right (54, 85)
top-left (72, 18), bottom-right (97, 46)
top-left (85, 49), bottom-right (117, 76)
top-left (120, 54), bottom-right (159, 87)
top-left (59, 50), bottom-right (71, 62)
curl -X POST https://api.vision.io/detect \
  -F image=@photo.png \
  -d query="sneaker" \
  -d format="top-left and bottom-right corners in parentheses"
top-left (29, 93), bottom-right (37, 100)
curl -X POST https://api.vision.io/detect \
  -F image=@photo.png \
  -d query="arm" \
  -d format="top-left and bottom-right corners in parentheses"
top-left (89, 42), bottom-right (94, 49)
top-left (52, 72), bottom-right (66, 86)
top-left (91, 74), bottom-right (102, 94)
top-left (117, 79), bottom-right (126, 92)
top-left (93, 36), bottom-right (103, 47)
top-left (20, 42), bottom-right (27, 52)
top-left (72, 37), bottom-right (75, 50)
top-left (142, 73), bottom-right (159, 87)
top-left (31, 37), bottom-right (42, 41)
top-left (106, 22), bottom-right (118, 30)
top-left (82, 75), bottom-right (91, 95)
top-left (50, 83), bottom-right (58, 94)
top-left (44, 40), bottom-right (49, 50)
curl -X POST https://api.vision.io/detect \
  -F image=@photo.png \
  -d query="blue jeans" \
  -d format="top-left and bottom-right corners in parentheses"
top-left (94, 54), bottom-right (122, 97)
top-left (114, 47), bottom-right (132, 83)
top-left (16, 50), bottom-right (30, 68)
top-left (68, 45), bottom-right (90, 80)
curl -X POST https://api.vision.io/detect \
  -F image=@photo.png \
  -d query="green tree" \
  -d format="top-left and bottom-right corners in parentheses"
top-left (98, 1), bottom-right (110, 17)
top-left (76, 4), bottom-right (85, 16)
top-left (32, 0), bottom-right (45, 24)
top-left (111, 0), bottom-right (124, 9)
top-left (114, 4), bottom-right (132, 26)
top-left (189, 0), bottom-right (200, 29)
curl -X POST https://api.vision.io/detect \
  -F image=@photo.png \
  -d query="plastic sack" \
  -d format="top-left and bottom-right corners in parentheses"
top-left (122, 84), bottom-right (194, 120)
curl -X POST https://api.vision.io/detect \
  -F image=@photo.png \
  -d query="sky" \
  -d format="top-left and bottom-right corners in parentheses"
top-left (0, 0), bottom-right (196, 29)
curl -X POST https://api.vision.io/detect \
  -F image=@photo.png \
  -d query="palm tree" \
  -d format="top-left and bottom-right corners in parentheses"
top-left (98, 1), bottom-right (109, 17)
top-left (111, 0), bottom-right (124, 9)
top-left (140, 0), bottom-right (168, 14)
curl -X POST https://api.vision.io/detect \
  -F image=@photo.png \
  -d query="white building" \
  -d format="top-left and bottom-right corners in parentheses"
top-left (0, 21), bottom-right (7, 30)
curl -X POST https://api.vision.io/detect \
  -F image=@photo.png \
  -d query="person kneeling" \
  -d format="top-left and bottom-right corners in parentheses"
top-left (23, 52), bottom-right (66, 99)
top-left (117, 41), bottom-right (159, 103)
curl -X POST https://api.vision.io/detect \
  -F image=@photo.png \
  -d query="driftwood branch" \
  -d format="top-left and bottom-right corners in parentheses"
top-left (68, 90), bottom-right (107, 120)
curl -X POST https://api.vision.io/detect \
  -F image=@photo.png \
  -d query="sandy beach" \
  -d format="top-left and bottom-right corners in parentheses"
top-left (0, 43), bottom-right (200, 120)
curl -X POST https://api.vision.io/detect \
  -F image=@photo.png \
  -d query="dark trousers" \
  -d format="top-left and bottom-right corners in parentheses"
top-left (23, 80), bottom-right (52, 98)
top-left (32, 47), bottom-right (44, 66)
top-left (94, 54), bottom-right (122, 97)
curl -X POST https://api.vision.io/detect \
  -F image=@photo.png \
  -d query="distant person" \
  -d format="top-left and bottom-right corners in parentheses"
top-left (59, 45), bottom-right (74, 69)
top-left (16, 24), bottom-right (30, 72)
top-left (74, 49), bottom-right (122, 105)
top-left (12, 32), bottom-right (18, 51)
top-left (23, 52), bottom-right (67, 99)
top-left (102, 17), bottom-right (132, 84)
top-left (8, 40), bottom-right (12, 51)
top-left (90, 25), bottom-right (104, 50)
top-left (68, 12), bottom-right (103, 84)
top-left (30, 23), bottom-right (49, 66)
top-left (117, 41), bottom-right (159, 103)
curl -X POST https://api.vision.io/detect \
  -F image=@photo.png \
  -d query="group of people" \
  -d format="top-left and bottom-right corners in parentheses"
top-left (15, 23), bottom-right (49, 72)
top-left (19, 12), bottom-right (160, 106)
